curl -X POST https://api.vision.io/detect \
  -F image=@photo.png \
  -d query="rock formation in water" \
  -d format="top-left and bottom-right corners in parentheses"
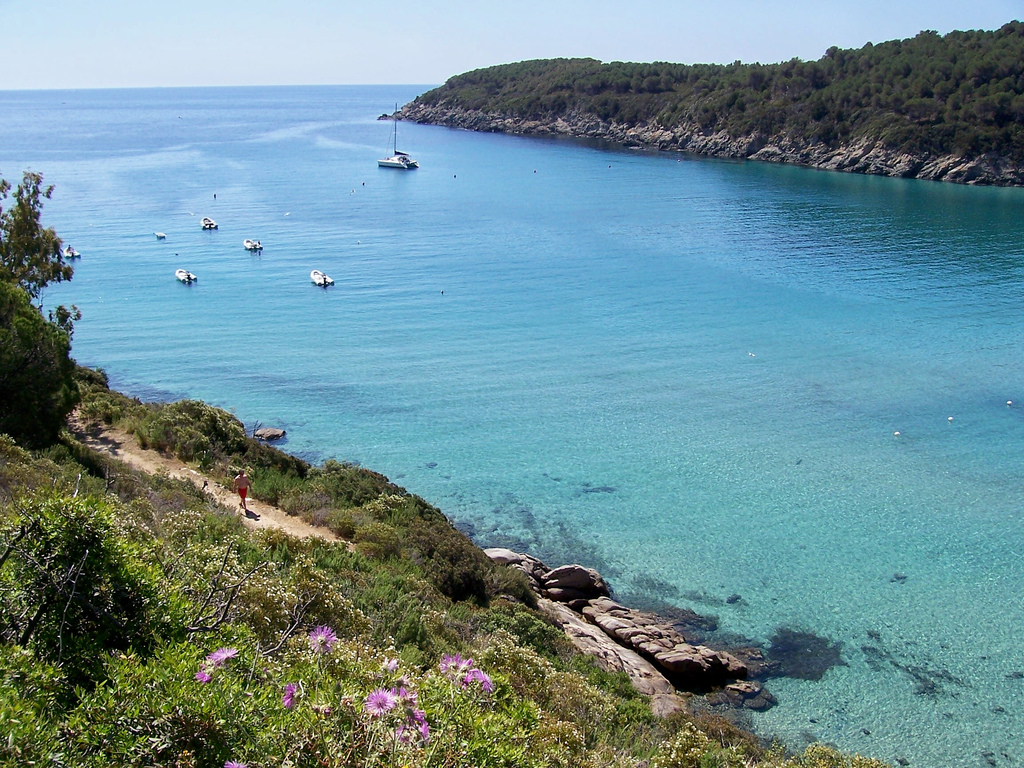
top-left (484, 547), bottom-right (776, 713)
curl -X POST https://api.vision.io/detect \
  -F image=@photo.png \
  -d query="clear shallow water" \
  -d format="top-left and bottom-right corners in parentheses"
top-left (5, 85), bottom-right (1024, 767)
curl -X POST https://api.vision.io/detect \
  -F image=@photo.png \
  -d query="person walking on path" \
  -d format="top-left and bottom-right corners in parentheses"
top-left (233, 469), bottom-right (252, 513)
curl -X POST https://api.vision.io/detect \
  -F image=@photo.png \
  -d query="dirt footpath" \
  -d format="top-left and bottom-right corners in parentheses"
top-left (69, 418), bottom-right (340, 543)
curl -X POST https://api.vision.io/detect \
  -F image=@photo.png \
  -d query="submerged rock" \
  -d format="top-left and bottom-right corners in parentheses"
top-left (707, 680), bottom-right (777, 711)
top-left (766, 627), bottom-right (846, 681)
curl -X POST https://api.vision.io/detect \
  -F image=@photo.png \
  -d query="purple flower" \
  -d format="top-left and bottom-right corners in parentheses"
top-left (308, 625), bottom-right (338, 654)
top-left (395, 724), bottom-right (412, 744)
top-left (225, 762), bottom-right (247, 768)
top-left (282, 682), bottom-right (298, 709)
top-left (206, 647), bottom-right (238, 668)
top-left (383, 657), bottom-right (399, 673)
top-left (363, 688), bottom-right (398, 717)
top-left (195, 669), bottom-right (212, 683)
top-left (411, 708), bottom-right (427, 725)
top-left (463, 668), bottom-right (494, 693)
top-left (395, 686), bottom-right (417, 705)
top-left (439, 653), bottom-right (471, 674)
top-left (418, 719), bottom-right (430, 744)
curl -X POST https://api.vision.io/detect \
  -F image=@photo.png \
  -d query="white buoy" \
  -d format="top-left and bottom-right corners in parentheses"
top-left (748, 352), bottom-right (756, 357)
top-left (894, 431), bottom-right (901, 437)
top-left (948, 416), bottom-right (954, 422)
top-left (1007, 401), bottom-right (1013, 406)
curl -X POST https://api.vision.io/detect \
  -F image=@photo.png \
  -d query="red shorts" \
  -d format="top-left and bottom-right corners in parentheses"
top-left (238, 487), bottom-right (248, 500)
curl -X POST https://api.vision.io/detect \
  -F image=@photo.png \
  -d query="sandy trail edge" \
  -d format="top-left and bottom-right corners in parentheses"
top-left (69, 417), bottom-right (340, 543)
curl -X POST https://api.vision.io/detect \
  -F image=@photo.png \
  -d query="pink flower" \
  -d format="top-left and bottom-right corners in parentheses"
top-left (308, 625), bottom-right (338, 653)
top-left (282, 682), bottom-right (298, 709)
top-left (439, 653), bottom-right (471, 674)
top-left (395, 686), bottom-right (417, 705)
top-left (418, 719), bottom-right (430, 744)
top-left (225, 762), bottom-right (247, 768)
top-left (383, 657), bottom-right (399, 673)
top-left (195, 669), bottom-right (212, 683)
top-left (463, 668), bottom-right (494, 693)
top-left (206, 647), bottom-right (238, 668)
top-left (363, 688), bottom-right (398, 717)
top-left (395, 724), bottom-right (412, 744)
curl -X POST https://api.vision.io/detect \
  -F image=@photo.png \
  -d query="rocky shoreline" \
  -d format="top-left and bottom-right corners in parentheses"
top-left (484, 547), bottom-right (778, 718)
top-left (400, 103), bottom-right (1024, 186)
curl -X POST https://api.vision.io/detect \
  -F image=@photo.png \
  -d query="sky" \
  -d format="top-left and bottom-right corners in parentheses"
top-left (1, 0), bottom-right (1022, 89)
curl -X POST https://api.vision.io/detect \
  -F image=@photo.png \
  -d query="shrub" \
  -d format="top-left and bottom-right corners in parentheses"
top-left (406, 517), bottom-right (492, 604)
top-left (0, 282), bottom-right (78, 448)
top-left (326, 507), bottom-right (358, 539)
top-left (132, 400), bottom-right (247, 462)
top-left (0, 646), bottom-right (62, 764)
top-left (354, 521), bottom-right (403, 559)
top-left (0, 493), bottom-right (164, 688)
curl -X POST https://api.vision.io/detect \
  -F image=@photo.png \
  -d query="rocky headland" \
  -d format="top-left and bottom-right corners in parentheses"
top-left (400, 103), bottom-right (1024, 186)
top-left (484, 547), bottom-right (778, 717)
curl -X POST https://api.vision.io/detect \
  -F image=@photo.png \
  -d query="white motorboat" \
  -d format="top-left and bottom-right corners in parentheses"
top-left (63, 245), bottom-right (81, 259)
top-left (201, 217), bottom-right (218, 230)
top-left (243, 239), bottom-right (262, 251)
top-left (175, 269), bottom-right (197, 284)
top-left (310, 270), bottom-right (334, 287)
top-left (378, 104), bottom-right (418, 169)
top-left (155, 232), bottom-right (167, 239)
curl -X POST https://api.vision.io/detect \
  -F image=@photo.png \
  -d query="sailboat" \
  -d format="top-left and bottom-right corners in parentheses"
top-left (378, 104), bottom-right (418, 169)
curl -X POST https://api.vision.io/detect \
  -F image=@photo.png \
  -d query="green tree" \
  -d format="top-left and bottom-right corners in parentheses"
top-left (0, 281), bottom-right (79, 447)
top-left (0, 171), bottom-right (71, 299)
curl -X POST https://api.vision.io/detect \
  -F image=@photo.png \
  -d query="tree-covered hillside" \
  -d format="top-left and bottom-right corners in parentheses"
top-left (414, 22), bottom-right (1024, 162)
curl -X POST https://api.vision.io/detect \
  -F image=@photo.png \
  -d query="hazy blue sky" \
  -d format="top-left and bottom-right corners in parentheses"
top-left (2, 0), bottom-right (1021, 89)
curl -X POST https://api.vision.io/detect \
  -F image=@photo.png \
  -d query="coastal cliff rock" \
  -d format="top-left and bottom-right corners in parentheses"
top-left (582, 596), bottom-right (747, 690)
top-left (483, 547), bottom-right (548, 588)
top-left (484, 548), bottom-right (759, 710)
top-left (401, 104), bottom-right (1024, 186)
top-left (537, 598), bottom-right (688, 717)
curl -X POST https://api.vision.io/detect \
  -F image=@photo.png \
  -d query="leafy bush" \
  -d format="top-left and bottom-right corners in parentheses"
top-left (132, 400), bottom-right (247, 461)
top-left (0, 282), bottom-right (78, 447)
top-left (0, 493), bottom-right (164, 688)
top-left (354, 521), bottom-right (403, 559)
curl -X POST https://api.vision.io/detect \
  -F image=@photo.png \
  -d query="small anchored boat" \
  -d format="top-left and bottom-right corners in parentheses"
top-left (243, 239), bottom-right (262, 252)
top-left (378, 104), bottom-right (418, 169)
top-left (175, 269), bottom-right (197, 284)
top-left (63, 245), bottom-right (81, 259)
top-left (201, 217), bottom-right (218, 230)
top-left (310, 270), bottom-right (334, 287)
top-left (155, 232), bottom-right (167, 240)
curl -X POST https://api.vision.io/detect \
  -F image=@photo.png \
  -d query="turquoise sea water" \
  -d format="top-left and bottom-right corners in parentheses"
top-left (4, 85), bottom-right (1024, 767)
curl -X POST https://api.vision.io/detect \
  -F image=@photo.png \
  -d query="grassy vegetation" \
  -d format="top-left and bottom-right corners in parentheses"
top-left (415, 22), bottom-right (1024, 162)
